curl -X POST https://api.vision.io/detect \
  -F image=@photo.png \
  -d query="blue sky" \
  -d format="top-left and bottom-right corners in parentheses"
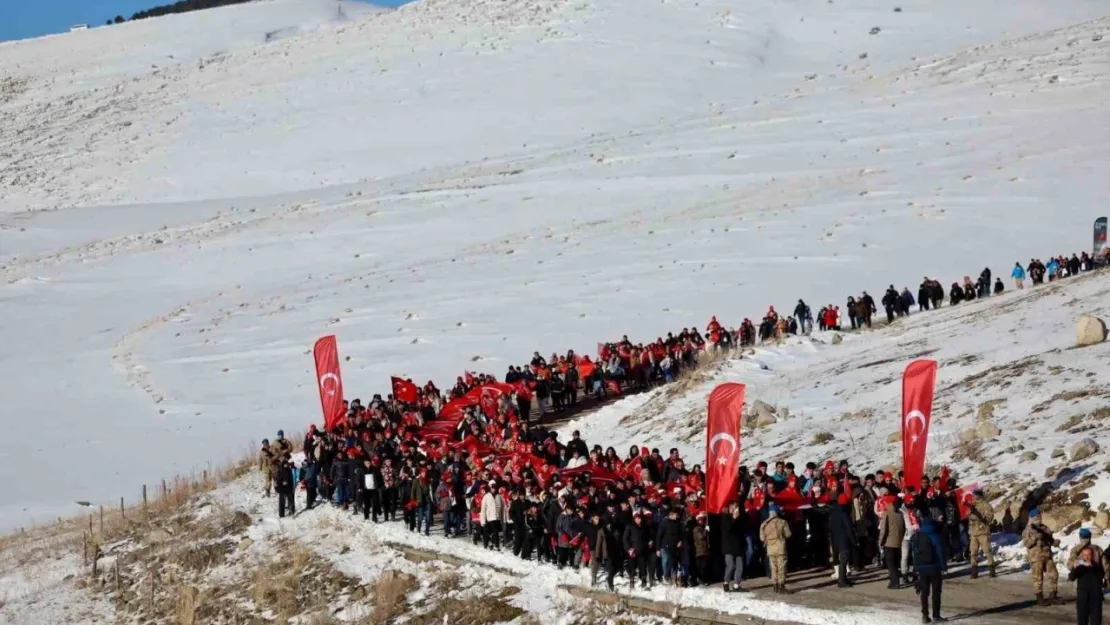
top-left (2, 0), bottom-right (410, 42)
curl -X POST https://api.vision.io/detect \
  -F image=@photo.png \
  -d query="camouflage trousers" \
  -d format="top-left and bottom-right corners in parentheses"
top-left (1030, 557), bottom-right (1058, 594)
top-left (768, 554), bottom-right (787, 585)
top-left (969, 534), bottom-right (993, 566)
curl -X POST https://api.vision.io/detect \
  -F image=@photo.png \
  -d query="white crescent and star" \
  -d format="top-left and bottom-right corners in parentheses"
top-left (905, 409), bottom-right (927, 445)
top-left (709, 432), bottom-right (738, 465)
top-left (319, 372), bottom-right (340, 396)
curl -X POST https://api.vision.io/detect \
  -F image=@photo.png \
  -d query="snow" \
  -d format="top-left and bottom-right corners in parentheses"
top-left (2, 0), bottom-right (1110, 539)
top-left (209, 471), bottom-right (923, 625)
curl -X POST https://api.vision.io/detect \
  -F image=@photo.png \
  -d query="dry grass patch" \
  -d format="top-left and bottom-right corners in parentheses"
top-left (415, 596), bottom-right (524, 625)
top-left (367, 570), bottom-right (418, 625)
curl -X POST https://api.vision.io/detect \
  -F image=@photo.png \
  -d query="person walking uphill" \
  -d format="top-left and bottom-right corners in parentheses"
top-left (1023, 509), bottom-right (1061, 605)
top-left (1012, 262), bottom-right (1026, 289)
top-left (760, 504), bottom-right (792, 594)
top-left (912, 514), bottom-right (948, 623)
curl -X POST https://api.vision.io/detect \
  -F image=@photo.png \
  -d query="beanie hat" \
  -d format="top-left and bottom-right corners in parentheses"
top-left (277, 430), bottom-right (284, 437)
top-left (1029, 508), bottom-right (1040, 518)
top-left (1079, 528), bottom-right (1092, 539)
top-left (768, 504), bottom-right (781, 515)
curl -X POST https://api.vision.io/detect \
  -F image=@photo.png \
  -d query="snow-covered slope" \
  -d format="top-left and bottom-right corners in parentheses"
top-left (1, 0), bottom-right (1109, 532)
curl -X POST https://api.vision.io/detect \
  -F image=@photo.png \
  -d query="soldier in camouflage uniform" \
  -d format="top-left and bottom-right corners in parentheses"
top-left (258, 439), bottom-right (277, 497)
top-left (1021, 508), bottom-right (1059, 605)
top-left (759, 504), bottom-right (792, 594)
top-left (967, 489), bottom-right (995, 579)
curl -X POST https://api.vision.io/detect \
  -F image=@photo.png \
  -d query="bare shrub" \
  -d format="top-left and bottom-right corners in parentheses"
top-left (812, 431), bottom-right (835, 445)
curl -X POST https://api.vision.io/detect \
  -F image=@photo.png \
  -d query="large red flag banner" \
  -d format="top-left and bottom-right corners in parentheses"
top-left (902, 359), bottom-right (938, 492)
top-left (391, 376), bottom-right (419, 404)
top-left (705, 382), bottom-right (745, 514)
top-left (313, 335), bottom-right (346, 431)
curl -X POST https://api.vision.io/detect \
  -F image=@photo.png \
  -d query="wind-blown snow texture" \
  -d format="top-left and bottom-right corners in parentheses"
top-left (1, 0), bottom-right (1109, 531)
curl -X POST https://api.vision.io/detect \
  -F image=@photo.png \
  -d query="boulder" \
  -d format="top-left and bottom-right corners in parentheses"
top-left (887, 430), bottom-right (902, 444)
top-left (958, 428), bottom-right (979, 444)
top-left (1020, 451), bottom-right (1038, 462)
top-left (777, 406), bottom-right (792, 420)
top-left (237, 537), bottom-right (254, 552)
top-left (1095, 510), bottom-right (1110, 530)
top-left (750, 400), bottom-right (776, 420)
top-left (977, 421), bottom-right (1002, 439)
top-left (1070, 438), bottom-right (1101, 462)
top-left (1052, 446), bottom-right (1066, 459)
top-left (831, 333), bottom-right (843, 345)
top-left (756, 412), bottom-right (778, 428)
top-left (1076, 315), bottom-right (1108, 347)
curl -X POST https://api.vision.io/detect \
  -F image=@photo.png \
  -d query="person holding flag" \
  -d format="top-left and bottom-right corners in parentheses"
top-left (967, 488), bottom-right (995, 579)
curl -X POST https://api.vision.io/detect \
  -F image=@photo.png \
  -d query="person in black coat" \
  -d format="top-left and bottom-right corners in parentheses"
top-left (565, 431), bottom-right (589, 462)
top-left (656, 508), bottom-right (684, 584)
top-left (623, 512), bottom-right (651, 589)
top-left (1069, 545), bottom-right (1105, 625)
top-left (509, 492), bottom-right (528, 556)
top-left (882, 286), bottom-right (899, 324)
top-left (275, 460), bottom-right (296, 518)
top-left (599, 516), bottom-right (624, 590)
top-left (829, 497), bottom-right (858, 587)
top-left (721, 503), bottom-right (748, 592)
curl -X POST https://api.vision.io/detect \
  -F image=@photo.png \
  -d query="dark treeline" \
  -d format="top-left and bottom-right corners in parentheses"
top-left (105, 0), bottom-right (254, 25)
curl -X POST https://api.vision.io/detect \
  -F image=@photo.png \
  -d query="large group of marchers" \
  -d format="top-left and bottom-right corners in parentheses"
top-left (258, 251), bottom-right (1108, 625)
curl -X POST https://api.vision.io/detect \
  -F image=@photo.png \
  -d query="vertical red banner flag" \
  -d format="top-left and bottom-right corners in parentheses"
top-left (313, 335), bottom-right (345, 431)
top-left (705, 382), bottom-right (745, 514)
top-left (902, 359), bottom-right (938, 492)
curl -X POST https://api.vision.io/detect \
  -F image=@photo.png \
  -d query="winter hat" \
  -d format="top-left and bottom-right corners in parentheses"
top-left (277, 430), bottom-right (284, 437)
top-left (262, 438), bottom-right (269, 444)
top-left (1080, 528), bottom-right (1092, 539)
top-left (768, 504), bottom-right (781, 515)
top-left (1029, 508), bottom-right (1041, 518)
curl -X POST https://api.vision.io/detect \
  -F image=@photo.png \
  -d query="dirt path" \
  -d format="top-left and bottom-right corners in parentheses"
top-left (745, 562), bottom-right (1076, 624)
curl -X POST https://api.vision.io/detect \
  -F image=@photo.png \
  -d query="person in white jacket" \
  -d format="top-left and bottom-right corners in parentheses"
top-left (566, 450), bottom-right (588, 469)
top-left (480, 485), bottom-right (506, 551)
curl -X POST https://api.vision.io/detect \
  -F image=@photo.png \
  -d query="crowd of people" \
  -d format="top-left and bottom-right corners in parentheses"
top-left (254, 250), bottom-right (1107, 625)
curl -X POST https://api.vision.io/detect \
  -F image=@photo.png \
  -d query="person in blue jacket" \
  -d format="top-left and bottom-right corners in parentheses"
top-left (913, 513), bottom-right (948, 623)
top-left (1011, 262), bottom-right (1026, 289)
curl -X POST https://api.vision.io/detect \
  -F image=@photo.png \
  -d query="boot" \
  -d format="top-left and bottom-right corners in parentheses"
top-left (1048, 591), bottom-right (1060, 605)
top-left (988, 565), bottom-right (997, 578)
top-left (1035, 592), bottom-right (1046, 606)
top-left (969, 567), bottom-right (978, 579)
top-left (921, 615), bottom-right (932, 624)
top-left (723, 582), bottom-right (731, 593)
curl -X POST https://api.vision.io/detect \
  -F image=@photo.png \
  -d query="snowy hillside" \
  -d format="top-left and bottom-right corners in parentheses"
top-left (1, 0), bottom-right (1109, 539)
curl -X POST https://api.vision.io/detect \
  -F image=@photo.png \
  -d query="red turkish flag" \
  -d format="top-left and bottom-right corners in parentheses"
top-left (705, 382), bottom-right (745, 514)
top-left (391, 377), bottom-right (419, 404)
top-left (956, 482), bottom-right (979, 521)
top-left (902, 359), bottom-right (937, 492)
top-left (313, 335), bottom-right (345, 431)
top-left (938, 465), bottom-right (951, 492)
